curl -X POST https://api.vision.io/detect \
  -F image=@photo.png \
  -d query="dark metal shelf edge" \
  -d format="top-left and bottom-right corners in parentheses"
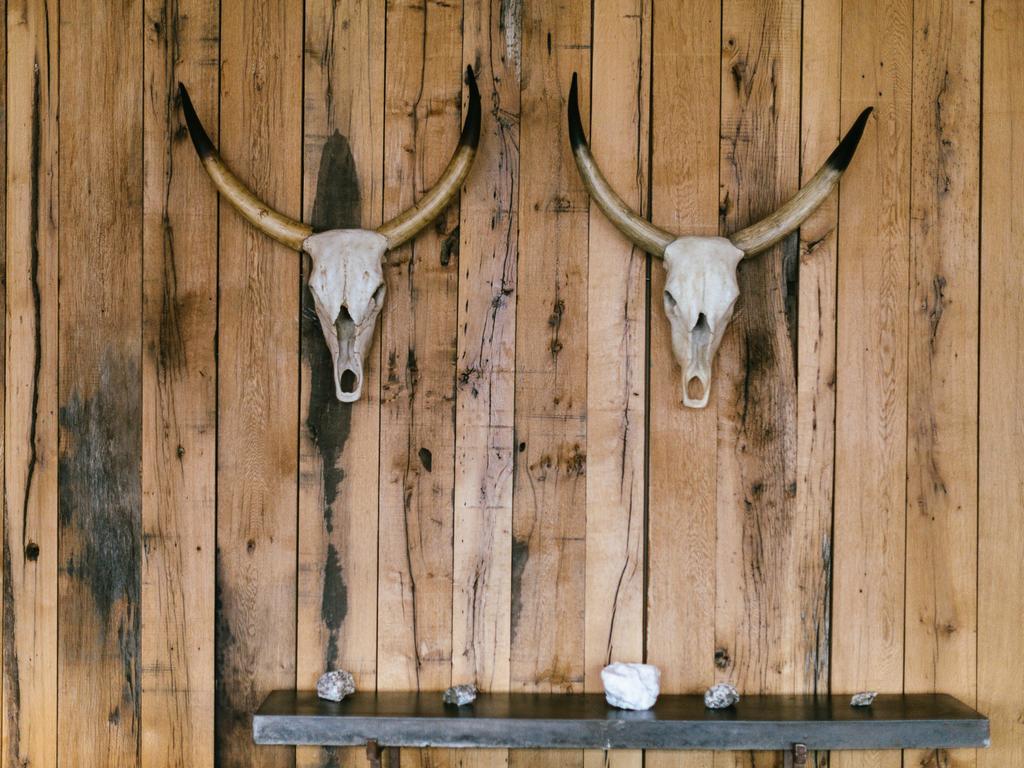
top-left (252, 692), bottom-right (989, 751)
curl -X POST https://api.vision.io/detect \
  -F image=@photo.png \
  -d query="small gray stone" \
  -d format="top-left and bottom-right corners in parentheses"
top-left (704, 683), bottom-right (740, 710)
top-left (443, 684), bottom-right (478, 706)
top-left (317, 669), bottom-right (356, 702)
top-left (850, 691), bottom-right (877, 707)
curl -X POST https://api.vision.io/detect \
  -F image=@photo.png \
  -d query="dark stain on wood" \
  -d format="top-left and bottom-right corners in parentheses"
top-left (418, 447), bottom-right (432, 472)
top-left (305, 131), bottom-right (362, 677)
top-left (22, 63), bottom-right (43, 551)
top-left (439, 224), bottom-right (459, 267)
top-left (510, 535), bottom-right (530, 642)
top-left (58, 357), bottom-right (141, 627)
top-left (322, 543), bottom-right (349, 668)
top-left (3, 528), bottom-right (22, 764)
top-left (58, 354), bottom-right (142, 729)
top-left (214, 555), bottom-right (246, 766)
top-left (304, 131), bottom-right (360, 527)
top-left (311, 131), bottom-right (361, 233)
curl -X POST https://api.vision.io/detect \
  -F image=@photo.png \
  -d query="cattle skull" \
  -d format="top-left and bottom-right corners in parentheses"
top-left (567, 74), bottom-right (871, 407)
top-left (179, 68), bottom-right (481, 402)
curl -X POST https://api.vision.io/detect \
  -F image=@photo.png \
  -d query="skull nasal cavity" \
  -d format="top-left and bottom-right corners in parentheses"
top-left (687, 376), bottom-right (705, 402)
top-left (692, 312), bottom-right (709, 334)
top-left (339, 369), bottom-right (358, 393)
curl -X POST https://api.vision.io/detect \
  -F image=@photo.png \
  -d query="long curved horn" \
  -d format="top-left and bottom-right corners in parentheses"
top-left (567, 73), bottom-right (675, 257)
top-left (729, 107), bottom-right (873, 256)
top-left (179, 84), bottom-right (312, 251)
top-left (376, 66), bottom-right (482, 250)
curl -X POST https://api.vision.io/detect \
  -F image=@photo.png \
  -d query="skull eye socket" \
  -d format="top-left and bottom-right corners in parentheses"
top-left (373, 283), bottom-right (386, 305)
top-left (663, 290), bottom-right (677, 309)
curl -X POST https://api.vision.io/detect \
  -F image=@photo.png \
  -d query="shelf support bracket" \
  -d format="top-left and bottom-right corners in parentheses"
top-left (366, 740), bottom-right (400, 767)
top-left (366, 741), bottom-right (382, 768)
top-left (783, 743), bottom-right (809, 767)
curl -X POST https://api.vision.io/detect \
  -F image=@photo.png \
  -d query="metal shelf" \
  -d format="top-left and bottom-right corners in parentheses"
top-left (254, 690), bottom-right (988, 765)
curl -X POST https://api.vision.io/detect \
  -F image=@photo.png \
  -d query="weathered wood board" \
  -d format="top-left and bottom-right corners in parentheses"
top-left (141, 0), bottom-right (219, 765)
top-left (584, 2), bottom-right (649, 768)
top-left (715, 2), bottom-right (803, 766)
top-left (5, 0), bottom-right (57, 765)
top-left (979, 4), bottom-right (1024, 768)
top-left (0, 3), bottom-right (1008, 767)
top-left (647, 3), bottom-right (720, 768)
top-left (904, 3), bottom-right (980, 768)
top-left (832, 2), bottom-right (913, 768)
top-left (215, 1), bottom-right (302, 766)
top-left (57, 0), bottom-right (145, 765)
top-left (298, 2), bottom-right (384, 767)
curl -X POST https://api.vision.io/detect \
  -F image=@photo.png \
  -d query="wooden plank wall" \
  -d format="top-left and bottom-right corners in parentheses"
top-left (2, 1), bottom-right (1020, 767)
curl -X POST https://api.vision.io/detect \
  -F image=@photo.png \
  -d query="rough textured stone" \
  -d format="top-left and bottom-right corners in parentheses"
top-left (317, 669), bottom-right (356, 702)
top-left (704, 683), bottom-right (740, 710)
top-left (601, 663), bottom-right (661, 711)
top-left (850, 691), bottom-right (878, 708)
top-left (443, 684), bottom-right (478, 706)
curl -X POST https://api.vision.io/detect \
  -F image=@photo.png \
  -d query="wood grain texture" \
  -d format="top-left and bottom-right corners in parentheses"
top-left (509, 1), bottom-right (590, 766)
top-left (715, 5), bottom-right (802, 766)
top-left (377, 0), bottom-right (463, 764)
top-left (4, 0), bottom-right (58, 764)
top-left (453, 0), bottom-right (520, 702)
top-left (646, 2), bottom-right (719, 767)
top-left (904, 2), bottom-right (980, 768)
top-left (0, 4), bottom-right (1014, 766)
top-left (298, 2), bottom-right (384, 766)
top-left (141, 1), bottom-right (218, 765)
top-left (798, 1), bottom-right (844, 764)
top-left (978, 4), bottom-right (1024, 768)
top-left (57, 0), bottom-right (144, 765)
top-left (215, 0), bottom-right (303, 765)
top-left (583, 2), bottom-right (649, 768)
top-left (0, 6), bottom-right (4, 759)
top-left (450, 4), bottom-right (520, 763)
top-left (832, 1), bottom-right (913, 767)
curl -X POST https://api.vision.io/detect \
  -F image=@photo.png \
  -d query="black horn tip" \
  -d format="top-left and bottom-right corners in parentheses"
top-left (567, 72), bottom-right (587, 151)
top-left (178, 82), bottom-right (215, 160)
top-left (827, 106), bottom-right (873, 172)
top-left (459, 65), bottom-right (482, 149)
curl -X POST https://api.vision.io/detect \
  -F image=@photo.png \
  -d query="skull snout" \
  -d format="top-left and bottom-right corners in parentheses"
top-left (333, 306), bottom-right (365, 403)
top-left (683, 313), bottom-right (713, 408)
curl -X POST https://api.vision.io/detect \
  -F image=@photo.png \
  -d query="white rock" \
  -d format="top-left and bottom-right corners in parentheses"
top-left (317, 669), bottom-right (356, 702)
top-left (601, 663), bottom-right (661, 711)
top-left (443, 684), bottom-right (478, 706)
top-left (850, 691), bottom-right (877, 707)
top-left (704, 683), bottom-right (740, 709)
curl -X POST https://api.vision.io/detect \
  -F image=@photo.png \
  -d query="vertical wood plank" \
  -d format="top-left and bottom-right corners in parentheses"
top-left (0, 0), bottom-right (6, 754)
top-left (509, 1), bottom-right (590, 767)
top-left (798, 0), bottom-right (844, 763)
top-left (377, 0), bottom-right (463, 763)
top-left (57, 0), bottom-right (144, 765)
top-left (0, 0), bottom-right (4, 751)
top-left (4, 0), bottom-right (58, 764)
top-left (715, 1), bottom-right (802, 765)
top-left (904, 2), bottom-right (980, 768)
top-left (646, 1), bottom-right (719, 766)
top-left (978, 3), bottom-right (1024, 768)
top-left (216, 0), bottom-right (303, 764)
top-left (452, 0), bottom-right (520, 764)
top-left (832, 1), bottom-right (912, 767)
top-left (141, 2), bottom-right (219, 766)
top-left (298, 1), bottom-right (384, 767)
top-left (583, 2), bottom-right (649, 768)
